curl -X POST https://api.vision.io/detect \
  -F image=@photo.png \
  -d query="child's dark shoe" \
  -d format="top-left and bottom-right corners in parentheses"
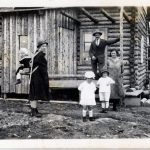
top-left (100, 109), bottom-right (107, 113)
top-left (15, 79), bottom-right (21, 85)
top-left (104, 109), bottom-right (107, 113)
top-left (100, 109), bottom-right (105, 113)
top-left (89, 117), bottom-right (95, 121)
top-left (82, 117), bottom-right (87, 122)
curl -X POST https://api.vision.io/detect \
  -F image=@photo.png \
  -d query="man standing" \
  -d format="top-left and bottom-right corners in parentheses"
top-left (89, 31), bottom-right (120, 79)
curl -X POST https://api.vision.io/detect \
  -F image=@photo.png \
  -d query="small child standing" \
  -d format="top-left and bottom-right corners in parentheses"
top-left (97, 68), bottom-right (115, 113)
top-left (78, 71), bottom-right (96, 122)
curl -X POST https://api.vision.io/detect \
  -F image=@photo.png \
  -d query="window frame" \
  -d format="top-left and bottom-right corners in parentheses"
top-left (80, 28), bottom-right (107, 65)
top-left (19, 35), bottom-right (28, 50)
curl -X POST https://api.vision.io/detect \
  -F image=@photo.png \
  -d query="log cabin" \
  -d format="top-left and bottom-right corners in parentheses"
top-left (0, 7), bottom-right (149, 99)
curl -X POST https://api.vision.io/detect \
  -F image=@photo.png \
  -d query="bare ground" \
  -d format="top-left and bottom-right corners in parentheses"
top-left (0, 99), bottom-right (150, 139)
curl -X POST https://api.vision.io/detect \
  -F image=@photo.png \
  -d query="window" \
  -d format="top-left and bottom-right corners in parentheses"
top-left (83, 32), bottom-right (105, 52)
top-left (84, 33), bottom-right (93, 52)
top-left (19, 35), bottom-right (28, 49)
top-left (80, 28), bottom-right (107, 65)
top-left (60, 13), bottom-right (75, 30)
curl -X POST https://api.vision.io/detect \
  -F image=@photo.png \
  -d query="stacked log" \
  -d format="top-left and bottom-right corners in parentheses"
top-left (77, 7), bottom-right (131, 88)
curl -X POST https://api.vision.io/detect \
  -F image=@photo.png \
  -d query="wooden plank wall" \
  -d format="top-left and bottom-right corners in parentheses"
top-left (0, 16), bottom-right (3, 90)
top-left (77, 7), bottom-right (131, 88)
top-left (135, 7), bottom-right (147, 89)
top-left (2, 8), bottom-right (77, 94)
top-left (57, 9), bottom-right (77, 75)
top-left (47, 9), bottom-right (77, 75)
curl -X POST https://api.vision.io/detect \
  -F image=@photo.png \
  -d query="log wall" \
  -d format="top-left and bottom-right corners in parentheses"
top-left (77, 7), bottom-right (148, 89)
top-left (135, 7), bottom-right (147, 89)
top-left (77, 7), bottom-right (131, 88)
top-left (0, 16), bottom-right (2, 93)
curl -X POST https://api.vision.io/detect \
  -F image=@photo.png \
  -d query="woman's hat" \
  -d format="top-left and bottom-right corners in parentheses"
top-left (101, 68), bottom-right (109, 75)
top-left (37, 40), bottom-right (48, 48)
top-left (85, 71), bottom-right (95, 79)
top-left (93, 31), bottom-right (102, 36)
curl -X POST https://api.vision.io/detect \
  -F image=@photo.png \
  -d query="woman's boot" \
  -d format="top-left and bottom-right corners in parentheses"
top-left (30, 108), bottom-right (36, 117)
top-left (35, 108), bottom-right (42, 117)
top-left (30, 108), bottom-right (42, 117)
top-left (113, 100), bottom-right (117, 111)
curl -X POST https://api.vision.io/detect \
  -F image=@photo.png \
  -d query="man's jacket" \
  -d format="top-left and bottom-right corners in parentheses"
top-left (89, 38), bottom-right (120, 58)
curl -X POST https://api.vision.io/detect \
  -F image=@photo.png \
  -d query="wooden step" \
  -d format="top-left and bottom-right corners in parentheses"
top-left (77, 65), bottom-right (92, 70)
top-left (77, 65), bottom-right (92, 74)
top-left (77, 70), bottom-right (86, 74)
top-left (49, 79), bottom-right (85, 88)
top-left (49, 74), bottom-right (84, 79)
top-left (49, 79), bottom-right (98, 88)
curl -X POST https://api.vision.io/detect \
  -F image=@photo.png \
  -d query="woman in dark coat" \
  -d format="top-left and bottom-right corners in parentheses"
top-left (29, 40), bottom-right (49, 117)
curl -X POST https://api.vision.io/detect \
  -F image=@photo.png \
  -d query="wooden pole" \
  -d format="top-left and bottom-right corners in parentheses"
top-left (129, 7), bottom-right (136, 88)
top-left (80, 8), bottom-right (99, 24)
top-left (100, 9), bottom-right (116, 24)
top-left (120, 7), bottom-right (124, 62)
top-left (123, 11), bottom-right (132, 24)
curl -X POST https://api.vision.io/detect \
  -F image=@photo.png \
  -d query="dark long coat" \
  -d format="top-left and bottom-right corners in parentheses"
top-left (89, 38), bottom-right (120, 62)
top-left (29, 51), bottom-right (49, 101)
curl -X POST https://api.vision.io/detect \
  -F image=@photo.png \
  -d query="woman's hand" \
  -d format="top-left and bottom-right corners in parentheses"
top-left (91, 56), bottom-right (96, 60)
top-left (120, 73), bottom-right (124, 78)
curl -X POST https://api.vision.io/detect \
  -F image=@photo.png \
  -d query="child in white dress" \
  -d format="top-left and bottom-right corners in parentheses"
top-left (78, 71), bottom-right (96, 122)
top-left (97, 68), bottom-right (115, 113)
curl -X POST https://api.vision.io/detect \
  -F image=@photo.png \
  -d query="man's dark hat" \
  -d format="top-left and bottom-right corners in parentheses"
top-left (37, 40), bottom-right (48, 48)
top-left (93, 31), bottom-right (102, 36)
top-left (101, 68), bottom-right (109, 75)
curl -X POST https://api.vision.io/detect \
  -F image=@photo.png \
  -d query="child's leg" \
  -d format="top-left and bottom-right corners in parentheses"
top-left (99, 92), bottom-right (106, 112)
top-left (82, 105), bottom-right (87, 122)
top-left (82, 105), bottom-right (87, 117)
top-left (104, 92), bottom-right (111, 110)
top-left (99, 92), bottom-right (104, 108)
top-left (101, 101), bottom-right (105, 109)
top-left (88, 106), bottom-right (94, 121)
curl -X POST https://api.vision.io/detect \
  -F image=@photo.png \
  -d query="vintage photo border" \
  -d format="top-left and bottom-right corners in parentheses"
top-left (0, 0), bottom-right (150, 148)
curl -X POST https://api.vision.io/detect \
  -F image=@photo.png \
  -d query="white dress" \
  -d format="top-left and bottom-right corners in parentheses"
top-left (78, 81), bottom-right (96, 106)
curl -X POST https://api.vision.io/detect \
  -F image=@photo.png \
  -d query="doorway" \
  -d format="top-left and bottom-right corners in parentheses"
top-left (79, 28), bottom-right (107, 65)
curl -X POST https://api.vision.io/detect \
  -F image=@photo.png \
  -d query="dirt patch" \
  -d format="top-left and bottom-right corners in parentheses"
top-left (0, 99), bottom-right (150, 139)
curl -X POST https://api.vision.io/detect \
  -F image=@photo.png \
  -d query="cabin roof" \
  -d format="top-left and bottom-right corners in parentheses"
top-left (0, 6), bottom-right (128, 13)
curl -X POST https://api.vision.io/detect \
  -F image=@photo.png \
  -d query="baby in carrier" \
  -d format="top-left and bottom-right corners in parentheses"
top-left (15, 48), bottom-right (31, 84)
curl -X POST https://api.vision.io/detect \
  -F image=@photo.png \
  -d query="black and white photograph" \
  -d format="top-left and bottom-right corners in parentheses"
top-left (0, 0), bottom-right (150, 148)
